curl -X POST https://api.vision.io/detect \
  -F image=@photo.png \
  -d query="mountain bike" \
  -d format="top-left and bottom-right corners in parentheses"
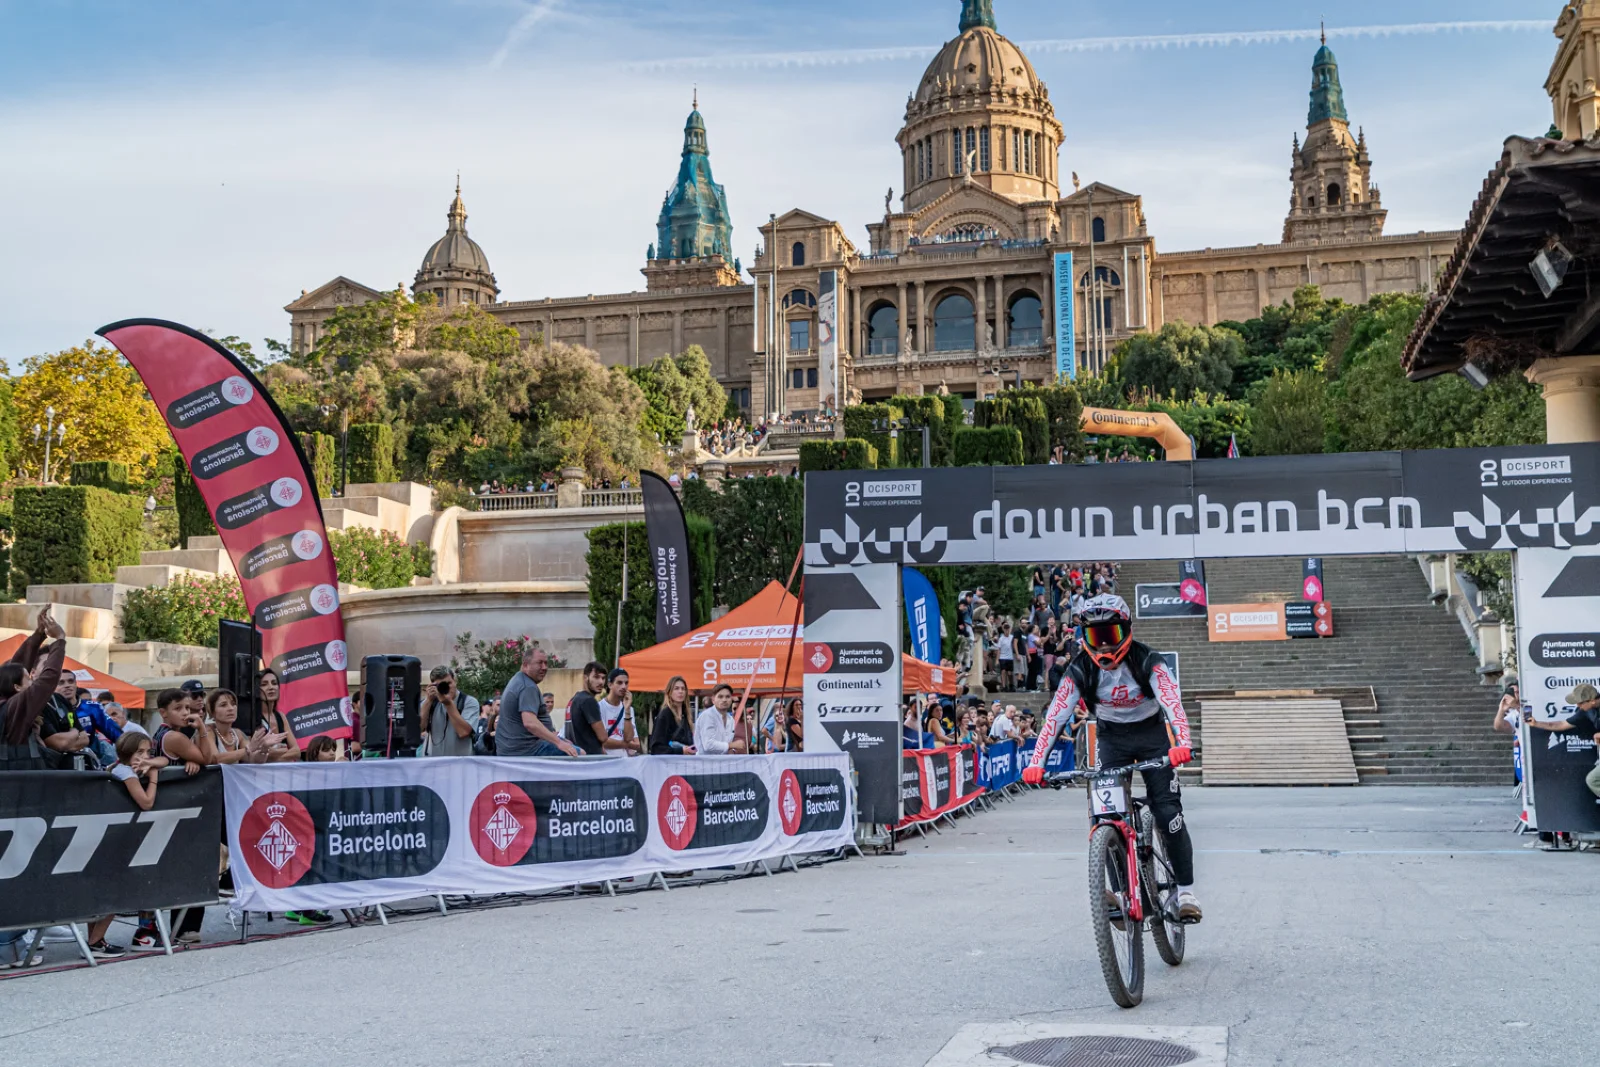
top-left (1048, 756), bottom-right (1190, 1008)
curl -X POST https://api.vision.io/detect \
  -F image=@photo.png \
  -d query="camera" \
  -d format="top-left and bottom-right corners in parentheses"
top-left (437, 680), bottom-right (451, 695)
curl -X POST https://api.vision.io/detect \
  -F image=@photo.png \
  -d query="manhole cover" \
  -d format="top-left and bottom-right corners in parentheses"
top-left (991, 1036), bottom-right (1198, 1067)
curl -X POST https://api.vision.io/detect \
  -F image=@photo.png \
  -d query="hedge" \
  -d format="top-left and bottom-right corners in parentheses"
top-left (298, 432), bottom-right (337, 498)
top-left (348, 423), bottom-right (395, 484)
top-left (70, 460), bottom-right (130, 494)
top-left (586, 521), bottom-right (657, 669)
top-left (974, 395), bottom-right (1049, 464)
top-left (843, 402), bottom-right (900, 468)
top-left (121, 573), bottom-right (246, 647)
top-left (952, 425), bottom-right (1024, 467)
top-left (10, 485), bottom-right (144, 598)
top-left (798, 439), bottom-right (878, 473)
top-left (886, 395), bottom-right (955, 467)
top-left (172, 451), bottom-right (216, 547)
top-left (685, 514), bottom-right (717, 631)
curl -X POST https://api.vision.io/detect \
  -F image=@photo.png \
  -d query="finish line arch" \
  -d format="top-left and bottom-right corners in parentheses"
top-left (798, 445), bottom-right (1600, 829)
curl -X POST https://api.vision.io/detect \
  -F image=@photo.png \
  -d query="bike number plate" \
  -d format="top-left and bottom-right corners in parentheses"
top-left (1091, 777), bottom-right (1127, 816)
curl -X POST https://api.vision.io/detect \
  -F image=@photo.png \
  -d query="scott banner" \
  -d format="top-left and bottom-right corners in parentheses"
top-left (640, 470), bottom-right (695, 643)
top-left (223, 754), bottom-right (854, 911)
top-left (99, 320), bottom-right (351, 743)
top-left (1513, 545), bottom-right (1600, 834)
top-left (897, 745), bottom-right (983, 828)
top-left (804, 445), bottom-right (1600, 566)
top-left (0, 770), bottom-right (223, 929)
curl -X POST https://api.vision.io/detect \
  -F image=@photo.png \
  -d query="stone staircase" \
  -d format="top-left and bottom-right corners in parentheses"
top-left (1115, 556), bottom-right (1508, 786)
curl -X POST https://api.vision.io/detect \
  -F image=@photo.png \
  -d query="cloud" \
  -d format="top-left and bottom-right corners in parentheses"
top-left (626, 19), bottom-right (1550, 72)
top-left (488, 0), bottom-right (562, 71)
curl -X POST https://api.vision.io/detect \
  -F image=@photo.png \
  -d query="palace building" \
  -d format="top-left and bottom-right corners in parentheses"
top-left (287, 0), bottom-right (1457, 417)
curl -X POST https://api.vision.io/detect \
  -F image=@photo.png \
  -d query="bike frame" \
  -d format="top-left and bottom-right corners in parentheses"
top-left (1088, 798), bottom-right (1145, 922)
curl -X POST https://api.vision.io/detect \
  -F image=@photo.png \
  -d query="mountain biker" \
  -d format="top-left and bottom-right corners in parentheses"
top-left (1022, 594), bottom-right (1201, 923)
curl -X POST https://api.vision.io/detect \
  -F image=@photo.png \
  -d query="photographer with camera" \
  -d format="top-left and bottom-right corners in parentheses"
top-left (421, 666), bottom-right (481, 758)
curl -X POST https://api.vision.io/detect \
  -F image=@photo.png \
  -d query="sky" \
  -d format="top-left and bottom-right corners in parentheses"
top-left (0, 0), bottom-right (1563, 364)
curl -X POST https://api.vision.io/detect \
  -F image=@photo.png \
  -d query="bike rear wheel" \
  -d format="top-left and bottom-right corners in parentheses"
top-left (1087, 822), bottom-right (1144, 1008)
top-left (1140, 807), bottom-right (1186, 967)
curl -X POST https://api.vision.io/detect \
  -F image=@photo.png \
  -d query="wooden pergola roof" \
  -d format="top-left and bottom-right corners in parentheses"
top-left (1404, 135), bottom-right (1600, 380)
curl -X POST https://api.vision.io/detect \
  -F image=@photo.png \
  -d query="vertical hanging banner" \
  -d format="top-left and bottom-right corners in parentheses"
top-left (97, 320), bottom-right (351, 744)
top-left (1302, 558), bottom-right (1325, 602)
top-left (1178, 559), bottom-right (1208, 607)
top-left (1053, 252), bottom-right (1076, 380)
top-left (640, 470), bottom-right (694, 642)
top-left (817, 269), bottom-right (840, 413)
top-left (902, 566), bottom-right (940, 665)
top-left (803, 562), bottom-right (903, 824)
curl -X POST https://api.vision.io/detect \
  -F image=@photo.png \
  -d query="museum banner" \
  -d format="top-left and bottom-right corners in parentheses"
top-left (818, 269), bottom-right (840, 412)
top-left (223, 753), bottom-right (855, 911)
top-left (99, 320), bottom-right (352, 743)
top-left (1053, 252), bottom-right (1075, 380)
top-left (803, 444), bottom-right (1600, 566)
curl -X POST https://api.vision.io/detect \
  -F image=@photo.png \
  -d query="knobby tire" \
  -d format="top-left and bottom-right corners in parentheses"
top-left (1087, 822), bottom-right (1143, 1008)
top-left (1140, 807), bottom-right (1186, 967)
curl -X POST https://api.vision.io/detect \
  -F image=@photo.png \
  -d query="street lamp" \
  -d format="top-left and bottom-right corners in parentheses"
top-left (33, 406), bottom-right (68, 485)
top-left (872, 416), bottom-right (931, 468)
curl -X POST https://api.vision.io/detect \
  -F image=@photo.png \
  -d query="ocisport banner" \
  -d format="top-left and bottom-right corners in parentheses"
top-left (0, 770), bottom-right (222, 930)
top-left (223, 754), bottom-right (854, 911)
top-left (803, 446), bottom-right (1600, 566)
top-left (818, 269), bottom-right (840, 412)
top-left (641, 470), bottom-right (694, 643)
top-left (99, 320), bottom-right (351, 743)
top-left (802, 562), bottom-right (903, 824)
top-left (1513, 546), bottom-right (1600, 834)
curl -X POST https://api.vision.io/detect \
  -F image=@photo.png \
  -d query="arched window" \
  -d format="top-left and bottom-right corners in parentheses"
top-left (1008, 292), bottom-right (1043, 346)
top-left (1092, 216), bottom-right (1106, 243)
top-left (782, 288), bottom-right (817, 309)
top-left (952, 129), bottom-right (963, 174)
top-left (791, 242), bottom-right (806, 267)
top-left (867, 302), bottom-right (900, 355)
top-left (933, 293), bottom-right (975, 351)
top-left (1013, 129), bottom-right (1021, 172)
top-left (1328, 183), bottom-right (1341, 205)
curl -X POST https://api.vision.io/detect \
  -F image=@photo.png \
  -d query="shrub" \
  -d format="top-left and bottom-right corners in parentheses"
top-left (798, 439), bottom-right (878, 473)
top-left (952, 426), bottom-right (1024, 467)
top-left (585, 521), bottom-right (656, 668)
top-left (843, 402), bottom-right (901, 468)
top-left (172, 451), bottom-right (216, 547)
top-left (685, 513), bottom-right (716, 629)
top-left (974, 394), bottom-right (1049, 464)
top-left (298, 432), bottom-right (337, 497)
top-left (121, 574), bottom-right (247, 647)
top-left (451, 633), bottom-right (567, 703)
top-left (10, 485), bottom-right (143, 598)
top-left (70, 460), bottom-right (130, 493)
top-left (348, 423), bottom-right (396, 484)
top-left (329, 527), bottom-right (433, 589)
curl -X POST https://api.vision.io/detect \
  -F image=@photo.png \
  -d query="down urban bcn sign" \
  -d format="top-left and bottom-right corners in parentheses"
top-left (801, 445), bottom-right (1600, 831)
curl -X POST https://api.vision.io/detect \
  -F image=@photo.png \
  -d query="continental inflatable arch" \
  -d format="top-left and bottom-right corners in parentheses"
top-left (1080, 406), bottom-right (1193, 461)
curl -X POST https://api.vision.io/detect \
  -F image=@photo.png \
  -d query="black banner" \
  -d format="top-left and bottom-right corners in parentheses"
top-left (1135, 583), bottom-right (1207, 619)
top-left (656, 772), bottom-right (769, 851)
top-left (0, 770), bottom-right (223, 928)
top-left (237, 784), bottom-right (449, 888)
top-left (1526, 730), bottom-right (1600, 833)
top-left (803, 444), bottom-right (1600, 565)
top-left (1302, 558), bottom-right (1325, 602)
top-left (1178, 560), bottom-right (1207, 606)
top-left (642, 470), bottom-right (695, 643)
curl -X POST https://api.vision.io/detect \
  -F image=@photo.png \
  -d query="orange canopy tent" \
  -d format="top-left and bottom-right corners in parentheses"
top-left (618, 581), bottom-right (956, 697)
top-left (0, 635), bottom-right (147, 709)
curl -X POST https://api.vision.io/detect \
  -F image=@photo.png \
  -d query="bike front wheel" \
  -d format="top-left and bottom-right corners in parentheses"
top-left (1087, 822), bottom-right (1144, 1008)
top-left (1140, 807), bottom-right (1186, 967)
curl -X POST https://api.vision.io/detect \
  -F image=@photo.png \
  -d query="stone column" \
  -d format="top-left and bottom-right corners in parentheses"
top-left (1039, 272), bottom-right (1052, 351)
top-left (630, 310), bottom-right (640, 367)
top-left (672, 309), bottom-right (683, 356)
top-left (896, 281), bottom-right (908, 354)
top-left (974, 276), bottom-right (987, 350)
top-left (718, 305), bottom-right (729, 376)
top-left (701, 459), bottom-right (727, 491)
top-left (1527, 355), bottom-right (1600, 443)
top-left (993, 273), bottom-right (1007, 349)
top-left (1255, 269), bottom-right (1269, 316)
top-left (1203, 273), bottom-right (1218, 325)
top-left (556, 467), bottom-right (585, 508)
top-left (915, 280), bottom-right (927, 353)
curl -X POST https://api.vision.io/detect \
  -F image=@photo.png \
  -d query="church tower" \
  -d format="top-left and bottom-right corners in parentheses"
top-left (414, 179), bottom-right (499, 308)
top-left (1282, 35), bottom-right (1386, 245)
top-left (644, 97), bottom-right (741, 291)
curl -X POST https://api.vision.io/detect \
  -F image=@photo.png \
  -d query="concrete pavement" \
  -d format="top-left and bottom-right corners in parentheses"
top-left (1, 786), bottom-right (1590, 1066)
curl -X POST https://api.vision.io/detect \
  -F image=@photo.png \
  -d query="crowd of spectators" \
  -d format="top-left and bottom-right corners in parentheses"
top-left (952, 562), bottom-right (1119, 694)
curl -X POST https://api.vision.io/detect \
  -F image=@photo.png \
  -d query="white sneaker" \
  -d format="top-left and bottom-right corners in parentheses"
top-left (1174, 889), bottom-right (1202, 924)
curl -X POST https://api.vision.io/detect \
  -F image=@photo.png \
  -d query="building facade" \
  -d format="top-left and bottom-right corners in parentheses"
top-left (289, 2), bottom-right (1457, 416)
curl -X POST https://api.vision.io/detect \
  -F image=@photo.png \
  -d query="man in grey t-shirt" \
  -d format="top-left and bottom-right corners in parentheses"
top-left (495, 647), bottom-right (580, 757)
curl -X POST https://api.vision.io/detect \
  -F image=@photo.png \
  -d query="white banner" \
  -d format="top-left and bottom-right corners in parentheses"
top-left (818, 269), bottom-right (839, 412)
top-left (223, 754), bottom-right (855, 911)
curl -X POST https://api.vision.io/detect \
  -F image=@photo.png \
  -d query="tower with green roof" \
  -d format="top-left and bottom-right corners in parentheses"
top-left (1283, 31), bottom-right (1387, 245)
top-left (644, 96), bottom-right (740, 291)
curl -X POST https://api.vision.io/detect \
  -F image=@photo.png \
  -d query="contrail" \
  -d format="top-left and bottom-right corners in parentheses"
top-left (489, 0), bottom-right (562, 70)
top-left (625, 19), bottom-right (1549, 73)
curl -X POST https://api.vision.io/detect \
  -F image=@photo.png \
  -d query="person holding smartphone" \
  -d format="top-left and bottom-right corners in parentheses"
top-left (421, 666), bottom-right (480, 758)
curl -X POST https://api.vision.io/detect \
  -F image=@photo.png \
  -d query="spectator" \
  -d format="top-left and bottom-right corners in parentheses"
top-left (205, 688), bottom-right (264, 764)
top-left (110, 730), bottom-right (159, 809)
top-left (421, 666), bottom-right (481, 757)
top-left (996, 621), bottom-right (1015, 691)
top-left (40, 662), bottom-right (93, 770)
top-left (104, 701), bottom-right (145, 738)
top-left (151, 688), bottom-right (216, 775)
top-left (924, 700), bottom-right (953, 747)
top-left (1024, 625), bottom-right (1043, 692)
top-left (989, 703), bottom-right (1020, 743)
top-left (74, 687), bottom-right (121, 767)
top-left (594, 668), bottom-right (643, 755)
top-left (566, 661), bottom-right (608, 755)
top-left (542, 691), bottom-right (557, 725)
top-left (1491, 674), bottom-right (1523, 784)
top-left (497, 646), bottom-right (581, 757)
top-left (650, 675), bottom-right (696, 755)
top-left (304, 736), bottom-right (341, 761)
top-left (694, 683), bottom-right (747, 754)
top-left (256, 669), bottom-right (298, 762)
top-left (1525, 684), bottom-right (1600, 800)
top-left (785, 697), bottom-right (804, 752)
top-left (475, 696), bottom-right (499, 755)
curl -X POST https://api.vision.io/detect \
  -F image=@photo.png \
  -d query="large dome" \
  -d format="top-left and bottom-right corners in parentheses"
top-left (420, 186), bottom-right (493, 276)
top-left (913, 25), bottom-right (1046, 108)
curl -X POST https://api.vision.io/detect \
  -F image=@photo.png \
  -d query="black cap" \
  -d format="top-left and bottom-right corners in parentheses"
top-left (607, 667), bottom-right (629, 685)
top-left (180, 679), bottom-right (206, 695)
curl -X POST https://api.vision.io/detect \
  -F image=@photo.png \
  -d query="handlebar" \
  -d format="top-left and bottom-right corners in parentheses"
top-left (1044, 756), bottom-right (1172, 788)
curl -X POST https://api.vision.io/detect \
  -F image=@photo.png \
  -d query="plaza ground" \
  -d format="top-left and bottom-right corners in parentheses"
top-left (2, 785), bottom-right (1590, 1067)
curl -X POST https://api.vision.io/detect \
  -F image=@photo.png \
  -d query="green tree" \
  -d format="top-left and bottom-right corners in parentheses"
top-left (628, 346), bottom-right (727, 449)
top-left (1221, 285), bottom-right (1350, 396)
top-left (14, 343), bottom-right (172, 481)
top-left (1251, 369), bottom-right (1327, 456)
top-left (1109, 322), bottom-right (1242, 401)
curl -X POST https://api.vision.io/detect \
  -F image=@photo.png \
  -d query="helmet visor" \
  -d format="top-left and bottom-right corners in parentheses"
top-left (1083, 621), bottom-right (1130, 651)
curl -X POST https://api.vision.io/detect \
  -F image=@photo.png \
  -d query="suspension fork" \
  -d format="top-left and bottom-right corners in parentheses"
top-left (1090, 816), bottom-right (1144, 922)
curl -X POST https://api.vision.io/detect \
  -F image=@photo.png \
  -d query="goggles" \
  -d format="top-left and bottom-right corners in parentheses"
top-left (1082, 621), bottom-right (1130, 651)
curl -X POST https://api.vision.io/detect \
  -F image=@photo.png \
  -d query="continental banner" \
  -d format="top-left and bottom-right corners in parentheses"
top-left (98, 320), bottom-right (351, 743)
top-left (803, 445), bottom-right (1600, 566)
top-left (0, 770), bottom-right (223, 930)
top-left (222, 754), bottom-right (854, 911)
top-left (896, 745), bottom-right (983, 829)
